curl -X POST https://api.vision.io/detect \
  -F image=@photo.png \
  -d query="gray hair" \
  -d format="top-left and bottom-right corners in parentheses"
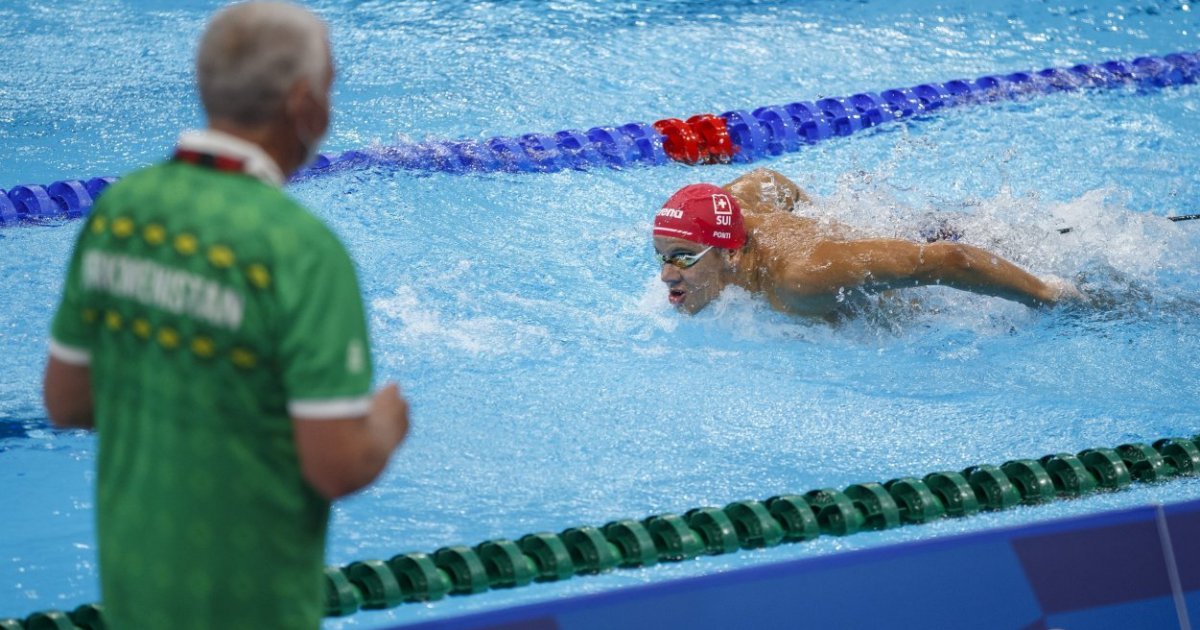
top-left (197, 1), bottom-right (329, 126)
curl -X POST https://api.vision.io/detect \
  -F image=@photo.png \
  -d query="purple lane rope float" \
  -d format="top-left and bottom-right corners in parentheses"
top-left (3, 51), bottom-right (1198, 228)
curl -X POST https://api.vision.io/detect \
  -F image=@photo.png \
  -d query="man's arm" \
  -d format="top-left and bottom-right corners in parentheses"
top-left (43, 357), bottom-right (95, 429)
top-left (784, 239), bottom-right (1065, 307)
top-left (292, 383), bottom-right (410, 500)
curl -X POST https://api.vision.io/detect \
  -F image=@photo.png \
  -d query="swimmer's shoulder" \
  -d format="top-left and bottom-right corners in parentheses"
top-left (724, 168), bottom-right (812, 215)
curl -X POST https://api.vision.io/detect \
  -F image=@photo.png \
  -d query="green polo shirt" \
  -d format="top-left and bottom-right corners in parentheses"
top-left (50, 138), bottom-right (372, 629)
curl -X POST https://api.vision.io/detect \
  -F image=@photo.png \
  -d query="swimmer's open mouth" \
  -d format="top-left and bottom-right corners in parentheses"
top-left (668, 288), bottom-right (686, 305)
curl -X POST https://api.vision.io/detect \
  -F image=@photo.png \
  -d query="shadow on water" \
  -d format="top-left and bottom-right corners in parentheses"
top-left (0, 418), bottom-right (53, 451)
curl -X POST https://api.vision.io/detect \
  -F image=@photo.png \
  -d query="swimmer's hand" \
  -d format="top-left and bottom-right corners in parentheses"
top-left (1040, 275), bottom-right (1085, 305)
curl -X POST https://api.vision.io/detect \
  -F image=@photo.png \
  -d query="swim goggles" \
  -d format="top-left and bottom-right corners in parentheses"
top-left (656, 245), bottom-right (714, 269)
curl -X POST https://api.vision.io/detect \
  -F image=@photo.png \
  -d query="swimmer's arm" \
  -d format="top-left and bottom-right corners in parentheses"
top-left (724, 168), bottom-right (811, 213)
top-left (43, 357), bottom-right (95, 429)
top-left (786, 239), bottom-right (1062, 307)
top-left (292, 383), bottom-right (410, 500)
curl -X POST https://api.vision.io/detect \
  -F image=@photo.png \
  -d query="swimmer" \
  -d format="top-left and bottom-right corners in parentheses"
top-left (653, 168), bottom-right (1079, 317)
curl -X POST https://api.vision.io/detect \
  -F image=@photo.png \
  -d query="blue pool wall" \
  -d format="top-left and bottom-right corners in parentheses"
top-left (395, 497), bottom-right (1199, 630)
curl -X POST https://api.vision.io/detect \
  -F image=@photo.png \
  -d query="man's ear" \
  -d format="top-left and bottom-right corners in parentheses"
top-left (284, 78), bottom-right (313, 122)
top-left (725, 246), bottom-right (742, 268)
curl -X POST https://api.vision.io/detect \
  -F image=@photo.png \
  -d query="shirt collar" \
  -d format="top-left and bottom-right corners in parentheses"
top-left (175, 129), bottom-right (286, 188)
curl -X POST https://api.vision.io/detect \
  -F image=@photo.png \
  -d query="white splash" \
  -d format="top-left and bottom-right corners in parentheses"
top-left (372, 284), bottom-right (553, 357)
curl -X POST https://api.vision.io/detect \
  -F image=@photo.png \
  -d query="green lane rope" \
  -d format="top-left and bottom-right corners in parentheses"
top-left (321, 435), bottom-right (1200, 617)
top-left (6, 434), bottom-right (1199, 628)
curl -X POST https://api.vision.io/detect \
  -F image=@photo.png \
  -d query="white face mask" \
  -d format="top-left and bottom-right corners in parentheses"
top-left (296, 119), bottom-right (324, 168)
top-left (293, 78), bottom-right (329, 168)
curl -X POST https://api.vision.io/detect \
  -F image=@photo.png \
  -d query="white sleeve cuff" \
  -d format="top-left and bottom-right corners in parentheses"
top-left (49, 339), bottom-right (91, 366)
top-left (288, 396), bottom-right (371, 420)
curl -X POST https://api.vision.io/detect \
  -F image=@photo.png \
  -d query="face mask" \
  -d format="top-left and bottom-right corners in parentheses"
top-left (296, 119), bottom-right (324, 168)
top-left (293, 81), bottom-right (329, 168)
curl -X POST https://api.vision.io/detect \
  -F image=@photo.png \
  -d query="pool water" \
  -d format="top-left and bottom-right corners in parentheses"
top-left (2, 1), bottom-right (1200, 627)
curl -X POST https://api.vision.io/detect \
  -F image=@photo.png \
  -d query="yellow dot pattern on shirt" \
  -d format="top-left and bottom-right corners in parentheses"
top-left (230, 347), bottom-right (257, 369)
top-left (190, 336), bottom-right (215, 359)
top-left (208, 244), bottom-right (235, 268)
top-left (132, 318), bottom-right (152, 339)
top-left (82, 218), bottom-right (267, 370)
top-left (89, 311), bottom-right (264, 370)
top-left (157, 327), bottom-right (180, 349)
top-left (143, 223), bottom-right (166, 246)
top-left (112, 217), bottom-right (135, 238)
top-left (85, 305), bottom-right (264, 368)
top-left (246, 263), bottom-right (271, 290)
top-left (105, 220), bottom-right (270, 295)
top-left (174, 233), bottom-right (198, 256)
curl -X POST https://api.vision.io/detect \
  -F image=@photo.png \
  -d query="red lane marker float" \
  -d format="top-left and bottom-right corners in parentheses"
top-left (687, 114), bottom-right (735, 162)
top-left (653, 118), bottom-right (701, 163)
top-left (653, 114), bottom-right (736, 164)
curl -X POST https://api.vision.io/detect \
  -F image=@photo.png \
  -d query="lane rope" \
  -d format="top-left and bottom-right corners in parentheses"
top-left (2, 51), bottom-right (1199, 227)
top-left (1057, 213), bottom-right (1200, 234)
top-left (7, 434), bottom-right (1198, 627)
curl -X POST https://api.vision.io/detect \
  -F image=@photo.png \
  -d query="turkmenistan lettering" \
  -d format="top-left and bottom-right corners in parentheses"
top-left (82, 249), bottom-right (244, 331)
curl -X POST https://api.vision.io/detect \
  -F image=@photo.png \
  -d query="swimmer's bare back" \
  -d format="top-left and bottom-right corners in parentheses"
top-left (720, 169), bottom-right (1075, 316)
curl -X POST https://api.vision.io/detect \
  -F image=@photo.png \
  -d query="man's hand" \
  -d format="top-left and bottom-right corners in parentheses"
top-left (293, 382), bottom-right (411, 500)
top-left (43, 356), bottom-right (95, 429)
top-left (368, 382), bottom-right (410, 452)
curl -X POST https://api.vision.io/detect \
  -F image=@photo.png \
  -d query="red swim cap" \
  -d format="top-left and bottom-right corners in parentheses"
top-left (653, 183), bottom-right (746, 249)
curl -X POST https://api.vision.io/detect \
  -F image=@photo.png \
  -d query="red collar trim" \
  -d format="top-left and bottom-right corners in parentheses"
top-left (172, 148), bottom-right (247, 174)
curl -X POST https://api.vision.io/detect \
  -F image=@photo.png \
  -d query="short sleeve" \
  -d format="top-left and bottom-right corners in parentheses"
top-left (49, 225), bottom-right (96, 365)
top-left (277, 226), bottom-right (373, 419)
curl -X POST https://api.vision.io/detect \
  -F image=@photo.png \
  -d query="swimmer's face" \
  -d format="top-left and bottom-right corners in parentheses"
top-left (654, 236), bottom-right (727, 314)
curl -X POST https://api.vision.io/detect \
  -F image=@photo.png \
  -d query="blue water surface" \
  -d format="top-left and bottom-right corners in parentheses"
top-left (2, 0), bottom-right (1200, 627)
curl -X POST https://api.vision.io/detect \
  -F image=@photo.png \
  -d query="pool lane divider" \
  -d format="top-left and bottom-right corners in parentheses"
top-left (315, 436), bottom-right (1200, 617)
top-left (3, 51), bottom-right (1199, 228)
top-left (1057, 212), bottom-right (1200, 234)
top-left (6, 435), bottom-right (1199, 627)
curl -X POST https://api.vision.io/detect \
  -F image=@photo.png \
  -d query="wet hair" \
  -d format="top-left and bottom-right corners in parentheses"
top-left (196, 1), bottom-right (328, 126)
